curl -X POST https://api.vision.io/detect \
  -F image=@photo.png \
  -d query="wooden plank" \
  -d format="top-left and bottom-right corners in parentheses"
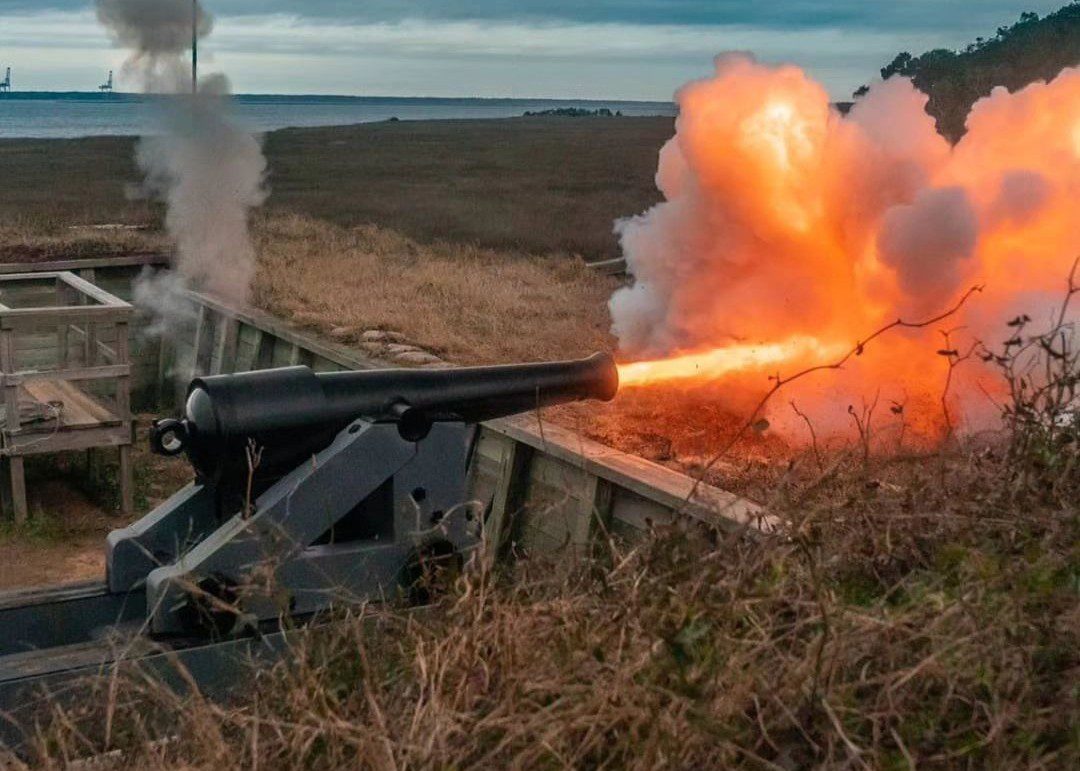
top-left (119, 444), bottom-right (133, 516)
top-left (1, 328), bottom-right (20, 447)
top-left (186, 290), bottom-right (377, 372)
top-left (0, 287), bottom-right (61, 309)
top-left (255, 331), bottom-right (275, 369)
top-left (114, 321), bottom-right (131, 422)
top-left (14, 330), bottom-right (76, 352)
top-left (22, 380), bottom-right (118, 428)
top-left (587, 475), bottom-right (616, 540)
top-left (85, 322), bottom-right (99, 367)
top-left (466, 432), bottom-right (505, 509)
top-left (0, 254), bottom-right (168, 275)
top-left (1, 426), bottom-right (131, 456)
top-left (213, 318), bottom-right (240, 375)
top-left (0, 305), bottom-right (133, 330)
top-left (49, 380), bottom-right (114, 424)
top-left (156, 333), bottom-right (175, 409)
top-left (9, 456), bottom-right (26, 524)
top-left (1, 364), bottom-right (130, 386)
top-left (609, 488), bottom-right (676, 540)
top-left (56, 281), bottom-right (73, 372)
top-left (232, 327), bottom-right (255, 367)
top-left (235, 340), bottom-right (256, 372)
top-left (0, 272), bottom-right (62, 281)
top-left (0, 459), bottom-right (11, 515)
top-left (485, 415), bottom-right (774, 534)
top-left (311, 357), bottom-right (342, 373)
top-left (57, 271), bottom-right (133, 309)
top-left (270, 339), bottom-right (293, 368)
top-left (484, 436), bottom-right (533, 559)
top-left (96, 340), bottom-right (117, 364)
top-left (516, 455), bottom-right (597, 552)
top-left (245, 329), bottom-right (265, 371)
top-left (190, 305), bottom-right (210, 380)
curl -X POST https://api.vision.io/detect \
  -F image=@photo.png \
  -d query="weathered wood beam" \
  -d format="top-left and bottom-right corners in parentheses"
top-left (0, 254), bottom-right (169, 275)
top-left (0, 364), bottom-right (130, 386)
top-left (487, 413), bottom-right (775, 535)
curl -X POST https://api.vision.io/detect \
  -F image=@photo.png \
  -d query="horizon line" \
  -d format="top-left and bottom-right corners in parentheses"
top-left (0, 90), bottom-right (676, 104)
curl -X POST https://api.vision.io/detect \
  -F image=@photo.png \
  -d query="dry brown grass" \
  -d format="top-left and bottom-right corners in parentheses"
top-left (0, 224), bottom-right (164, 263)
top-left (1, 117), bottom-right (671, 260)
top-left (262, 116), bottom-right (672, 259)
top-left (9, 446), bottom-right (1077, 770)
top-left (252, 214), bottom-right (618, 365)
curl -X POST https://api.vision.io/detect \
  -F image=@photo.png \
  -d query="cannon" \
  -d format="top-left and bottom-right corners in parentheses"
top-left (152, 353), bottom-right (619, 504)
top-left (0, 354), bottom-right (618, 744)
top-left (121, 353), bottom-right (618, 634)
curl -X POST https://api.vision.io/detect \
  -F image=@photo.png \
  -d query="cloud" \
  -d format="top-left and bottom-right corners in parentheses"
top-left (0, 1), bottom-right (1069, 34)
top-left (0, 10), bottom-right (959, 96)
top-left (0, 1), bottom-right (1069, 98)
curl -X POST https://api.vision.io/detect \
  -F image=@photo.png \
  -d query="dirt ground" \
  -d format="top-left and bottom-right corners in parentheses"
top-left (0, 418), bottom-right (192, 590)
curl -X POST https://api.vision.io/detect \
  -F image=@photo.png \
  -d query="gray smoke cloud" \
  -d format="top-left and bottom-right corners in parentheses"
top-left (97, 0), bottom-right (266, 306)
top-left (876, 186), bottom-right (978, 308)
top-left (96, 0), bottom-right (212, 57)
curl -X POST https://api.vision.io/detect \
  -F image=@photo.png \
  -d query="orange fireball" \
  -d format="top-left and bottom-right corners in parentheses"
top-left (611, 54), bottom-right (1080, 440)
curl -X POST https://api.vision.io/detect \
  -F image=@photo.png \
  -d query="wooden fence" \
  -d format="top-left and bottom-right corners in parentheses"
top-left (0, 255), bottom-right (168, 410)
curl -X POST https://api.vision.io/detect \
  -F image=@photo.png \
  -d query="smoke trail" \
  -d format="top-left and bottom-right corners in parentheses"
top-left (611, 54), bottom-right (1080, 439)
top-left (97, 0), bottom-right (266, 305)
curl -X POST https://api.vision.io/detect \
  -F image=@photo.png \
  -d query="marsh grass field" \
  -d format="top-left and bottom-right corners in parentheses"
top-left (0, 116), bottom-right (1077, 769)
top-left (0, 115), bottom-right (672, 259)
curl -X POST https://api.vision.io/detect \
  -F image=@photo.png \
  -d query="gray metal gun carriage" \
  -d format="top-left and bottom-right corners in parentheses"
top-left (0, 353), bottom-right (618, 748)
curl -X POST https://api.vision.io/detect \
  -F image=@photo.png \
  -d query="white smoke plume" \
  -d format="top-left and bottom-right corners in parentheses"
top-left (97, 0), bottom-right (266, 306)
top-left (132, 268), bottom-right (198, 339)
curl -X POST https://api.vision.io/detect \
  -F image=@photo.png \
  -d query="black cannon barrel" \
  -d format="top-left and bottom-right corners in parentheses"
top-left (153, 353), bottom-right (619, 486)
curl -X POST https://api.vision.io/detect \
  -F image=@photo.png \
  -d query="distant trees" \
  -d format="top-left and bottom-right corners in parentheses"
top-left (880, 51), bottom-right (916, 80)
top-left (852, 3), bottom-right (1080, 141)
top-left (523, 108), bottom-right (621, 118)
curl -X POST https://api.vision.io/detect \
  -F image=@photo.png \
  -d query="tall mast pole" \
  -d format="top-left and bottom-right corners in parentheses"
top-left (192, 0), bottom-right (198, 94)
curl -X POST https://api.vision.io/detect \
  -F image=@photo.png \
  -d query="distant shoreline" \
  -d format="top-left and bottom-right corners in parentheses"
top-left (0, 93), bottom-right (676, 140)
top-left (0, 91), bottom-right (674, 107)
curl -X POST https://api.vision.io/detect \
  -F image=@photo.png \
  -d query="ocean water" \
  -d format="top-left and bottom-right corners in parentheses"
top-left (0, 93), bottom-right (676, 140)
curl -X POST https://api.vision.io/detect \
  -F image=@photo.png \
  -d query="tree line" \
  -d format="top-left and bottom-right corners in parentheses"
top-left (855, 2), bottom-right (1080, 141)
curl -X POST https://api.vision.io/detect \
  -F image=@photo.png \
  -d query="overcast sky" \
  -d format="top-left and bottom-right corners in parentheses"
top-left (0, 1), bottom-right (1068, 99)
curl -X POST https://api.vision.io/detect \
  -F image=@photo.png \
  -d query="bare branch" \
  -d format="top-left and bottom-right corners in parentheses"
top-left (680, 285), bottom-right (984, 505)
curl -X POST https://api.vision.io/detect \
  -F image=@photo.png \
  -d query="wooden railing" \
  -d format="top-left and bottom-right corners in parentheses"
top-left (0, 271), bottom-right (136, 521)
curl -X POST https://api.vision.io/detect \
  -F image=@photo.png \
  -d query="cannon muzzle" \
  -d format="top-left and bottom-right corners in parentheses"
top-left (152, 353), bottom-right (618, 488)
